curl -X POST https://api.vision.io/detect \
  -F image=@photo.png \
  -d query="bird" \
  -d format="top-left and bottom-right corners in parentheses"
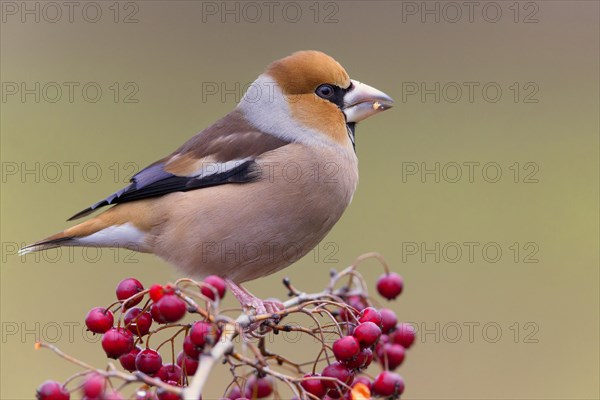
top-left (19, 50), bottom-right (394, 313)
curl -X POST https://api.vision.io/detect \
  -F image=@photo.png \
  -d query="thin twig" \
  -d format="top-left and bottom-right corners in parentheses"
top-left (182, 290), bottom-right (332, 400)
top-left (36, 342), bottom-right (182, 395)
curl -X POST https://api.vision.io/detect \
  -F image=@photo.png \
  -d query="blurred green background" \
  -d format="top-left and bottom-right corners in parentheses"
top-left (1, 1), bottom-right (598, 399)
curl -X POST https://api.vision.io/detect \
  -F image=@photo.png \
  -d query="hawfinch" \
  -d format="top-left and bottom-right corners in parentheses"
top-left (20, 51), bottom-right (393, 309)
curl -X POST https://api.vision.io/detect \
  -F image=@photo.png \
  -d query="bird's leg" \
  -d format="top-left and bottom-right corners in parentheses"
top-left (225, 279), bottom-right (283, 316)
top-left (225, 279), bottom-right (267, 316)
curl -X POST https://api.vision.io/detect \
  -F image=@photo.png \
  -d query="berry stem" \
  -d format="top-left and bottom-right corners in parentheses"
top-left (36, 342), bottom-right (182, 396)
top-left (350, 251), bottom-right (391, 275)
top-left (183, 289), bottom-right (339, 400)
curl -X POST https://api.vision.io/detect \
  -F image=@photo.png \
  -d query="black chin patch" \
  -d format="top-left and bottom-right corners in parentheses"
top-left (346, 122), bottom-right (356, 150)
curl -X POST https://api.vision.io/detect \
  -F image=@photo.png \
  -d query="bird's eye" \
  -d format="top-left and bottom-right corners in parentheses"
top-left (316, 84), bottom-right (335, 99)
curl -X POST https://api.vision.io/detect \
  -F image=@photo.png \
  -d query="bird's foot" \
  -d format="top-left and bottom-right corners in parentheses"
top-left (263, 298), bottom-right (285, 315)
top-left (225, 279), bottom-right (283, 319)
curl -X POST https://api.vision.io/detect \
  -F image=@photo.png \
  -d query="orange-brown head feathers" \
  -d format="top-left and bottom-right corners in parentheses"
top-left (266, 50), bottom-right (351, 95)
top-left (263, 51), bottom-right (351, 145)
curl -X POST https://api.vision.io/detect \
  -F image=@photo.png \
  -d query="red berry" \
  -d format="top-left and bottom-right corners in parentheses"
top-left (376, 343), bottom-right (405, 370)
top-left (85, 307), bottom-right (114, 334)
top-left (358, 307), bottom-right (382, 327)
top-left (333, 336), bottom-right (360, 362)
top-left (247, 376), bottom-right (274, 398)
top-left (327, 389), bottom-right (344, 399)
top-left (301, 374), bottom-right (326, 398)
top-left (176, 351), bottom-right (198, 375)
top-left (372, 371), bottom-right (404, 397)
top-left (163, 284), bottom-right (176, 295)
top-left (390, 323), bottom-right (416, 348)
top-left (135, 348), bottom-right (163, 375)
top-left (155, 295), bottom-right (187, 323)
top-left (157, 363), bottom-right (182, 383)
top-left (36, 380), bottom-right (70, 400)
top-left (376, 273), bottom-right (403, 300)
top-left (322, 362), bottom-right (354, 398)
top-left (353, 322), bottom-right (381, 348)
top-left (346, 295), bottom-right (367, 312)
top-left (226, 386), bottom-right (250, 400)
top-left (82, 374), bottom-right (105, 398)
top-left (149, 284), bottom-right (165, 302)
top-left (361, 348), bottom-right (374, 368)
top-left (102, 328), bottom-right (134, 359)
top-left (201, 275), bottom-right (227, 301)
top-left (379, 308), bottom-right (398, 334)
top-left (321, 362), bottom-right (353, 389)
top-left (337, 309), bottom-right (352, 323)
top-left (150, 303), bottom-right (167, 324)
top-left (183, 335), bottom-right (201, 358)
top-left (190, 321), bottom-right (217, 347)
top-left (124, 307), bottom-right (153, 336)
top-left (157, 387), bottom-right (181, 400)
top-left (344, 348), bottom-right (373, 370)
top-left (116, 278), bottom-right (144, 308)
top-left (119, 346), bottom-right (141, 372)
top-left (378, 334), bottom-right (390, 345)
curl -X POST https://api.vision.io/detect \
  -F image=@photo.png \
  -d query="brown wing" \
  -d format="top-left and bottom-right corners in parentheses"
top-left (68, 109), bottom-right (289, 221)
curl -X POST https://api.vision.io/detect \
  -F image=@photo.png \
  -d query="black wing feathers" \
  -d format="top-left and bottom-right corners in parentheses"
top-left (67, 160), bottom-right (258, 221)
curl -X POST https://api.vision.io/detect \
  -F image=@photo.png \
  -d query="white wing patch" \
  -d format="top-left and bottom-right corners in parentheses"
top-left (191, 158), bottom-right (252, 179)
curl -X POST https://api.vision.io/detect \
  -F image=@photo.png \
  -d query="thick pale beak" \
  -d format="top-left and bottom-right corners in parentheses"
top-left (343, 79), bottom-right (394, 123)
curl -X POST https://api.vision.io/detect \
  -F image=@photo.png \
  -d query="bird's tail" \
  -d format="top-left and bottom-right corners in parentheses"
top-left (18, 216), bottom-right (105, 256)
top-left (18, 235), bottom-right (76, 256)
top-left (19, 203), bottom-right (150, 256)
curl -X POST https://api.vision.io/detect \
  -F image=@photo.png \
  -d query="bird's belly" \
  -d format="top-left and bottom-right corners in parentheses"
top-left (153, 154), bottom-right (357, 283)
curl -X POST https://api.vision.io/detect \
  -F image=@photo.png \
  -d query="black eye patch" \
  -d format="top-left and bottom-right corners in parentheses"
top-left (315, 84), bottom-right (348, 109)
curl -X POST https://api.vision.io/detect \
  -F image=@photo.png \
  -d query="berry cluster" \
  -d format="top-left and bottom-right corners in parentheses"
top-left (294, 272), bottom-right (411, 400)
top-left (36, 254), bottom-right (414, 400)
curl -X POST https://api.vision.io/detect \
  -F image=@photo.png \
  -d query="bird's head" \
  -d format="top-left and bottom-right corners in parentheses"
top-left (239, 51), bottom-right (394, 149)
